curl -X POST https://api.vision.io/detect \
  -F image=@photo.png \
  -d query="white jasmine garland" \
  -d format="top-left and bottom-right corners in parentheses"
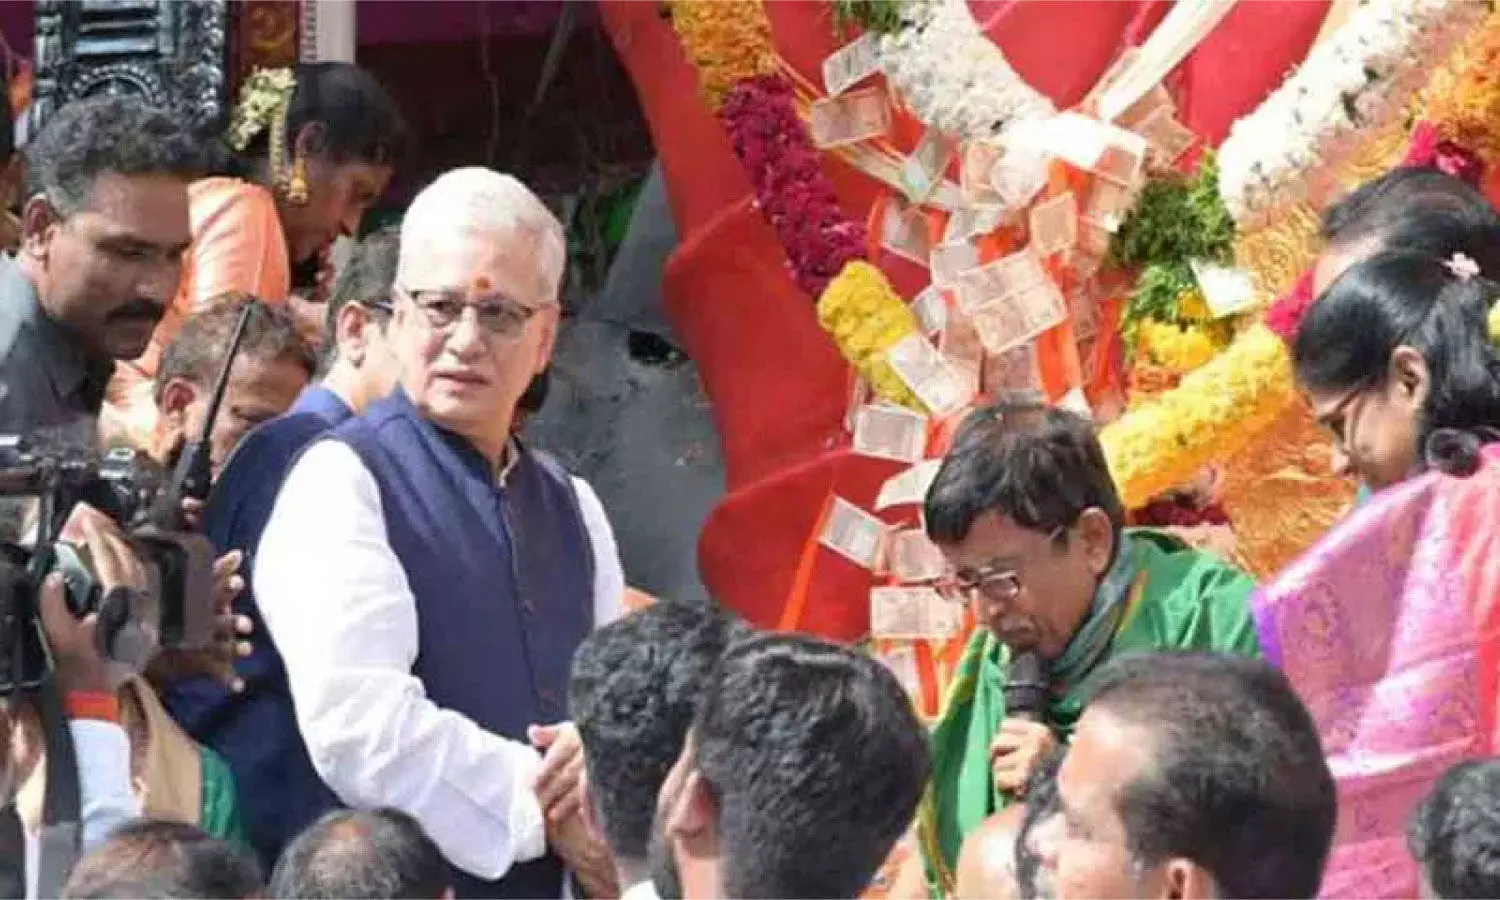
top-left (876, 0), bottom-right (1054, 140)
top-left (1218, 0), bottom-right (1483, 228)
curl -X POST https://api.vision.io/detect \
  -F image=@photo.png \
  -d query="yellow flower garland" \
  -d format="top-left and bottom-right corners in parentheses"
top-left (1139, 320), bottom-right (1221, 375)
top-left (667, 0), bottom-right (778, 109)
top-left (816, 261), bottom-right (926, 412)
top-left (1101, 322), bottom-right (1296, 510)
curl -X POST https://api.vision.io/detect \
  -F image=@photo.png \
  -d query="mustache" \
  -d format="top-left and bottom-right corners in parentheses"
top-left (106, 298), bottom-right (165, 321)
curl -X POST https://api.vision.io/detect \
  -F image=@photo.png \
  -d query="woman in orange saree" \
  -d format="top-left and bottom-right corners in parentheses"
top-left (1254, 249), bottom-right (1500, 898)
top-left (103, 62), bottom-right (408, 447)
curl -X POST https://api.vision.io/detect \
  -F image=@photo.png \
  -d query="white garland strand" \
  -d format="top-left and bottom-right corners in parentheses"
top-left (876, 0), bottom-right (1054, 140)
top-left (1217, 0), bottom-right (1483, 228)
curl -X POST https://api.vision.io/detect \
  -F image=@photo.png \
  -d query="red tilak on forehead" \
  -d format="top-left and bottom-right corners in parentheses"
top-left (473, 274), bottom-right (492, 292)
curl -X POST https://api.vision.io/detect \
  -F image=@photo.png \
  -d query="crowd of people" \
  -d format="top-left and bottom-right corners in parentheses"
top-left (2, 55), bottom-right (1500, 900)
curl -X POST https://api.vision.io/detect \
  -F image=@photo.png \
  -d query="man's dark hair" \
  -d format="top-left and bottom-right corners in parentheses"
top-left (691, 633), bottom-right (931, 898)
top-left (1408, 758), bottom-right (1500, 899)
top-left (925, 402), bottom-right (1125, 545)
top-left (155, 292), bottom-right (316, 406)
top-left (269, 807), bottom-right (449, 899)
top-left (1085, 652), bottom-right (1336, 899)
top-left (1015, 746), bottom-right (1066, 899)
top-left (569, 600), bottom-right (746, 863)
top-left (322, 225), bottom-right (398, 371)
top-left (61, 819), bottom-right (263, 899)
top-left (1321, 167), bottom-right (1500, 274)
top-left (25, 96), bottom-right (204, 216)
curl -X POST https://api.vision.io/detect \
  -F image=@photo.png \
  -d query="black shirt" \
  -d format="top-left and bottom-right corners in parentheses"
top-left (0, 255), bottom-right (114, 434)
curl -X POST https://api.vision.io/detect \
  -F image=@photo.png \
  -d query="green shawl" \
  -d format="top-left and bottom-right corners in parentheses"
top-left (918, 529), bottom-right (1260, 895)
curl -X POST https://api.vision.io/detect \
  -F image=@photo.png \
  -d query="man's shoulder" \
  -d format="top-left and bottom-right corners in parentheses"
top-left (1125, 529), bottom-right (1260, 654)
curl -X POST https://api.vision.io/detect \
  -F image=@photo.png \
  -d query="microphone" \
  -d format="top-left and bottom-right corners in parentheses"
top-left (1003, 649), bottom-right (1048, 723)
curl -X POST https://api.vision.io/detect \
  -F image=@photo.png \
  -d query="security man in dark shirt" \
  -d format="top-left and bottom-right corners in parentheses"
top-left (0, 96), bottom-right (202, 433)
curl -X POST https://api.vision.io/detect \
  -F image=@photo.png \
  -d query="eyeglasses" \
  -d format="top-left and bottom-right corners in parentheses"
top-left (395, 286), bottom-right (540, 340)
top-left (934, 525), bottom-right (1067, 606)
top-left (1315, 381), bottom-right (1373, 457)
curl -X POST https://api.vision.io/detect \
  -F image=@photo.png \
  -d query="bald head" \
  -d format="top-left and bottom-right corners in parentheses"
top-left (398, 166), bottom-right (565, 308)
top-left (269, 808), bottom-right (451, 899)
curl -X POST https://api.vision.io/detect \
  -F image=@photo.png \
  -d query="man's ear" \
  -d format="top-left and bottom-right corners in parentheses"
top-left (335, 302), bottom-right (371, 366)
top-left (671, 768), bottom-right (717, 838)
top-left (1076, 507), bottom-right (1116, 578)
top-left (158, 377), bottom-right (199, 420)
top-left (20, 195), bottom-right (55, 261)
top-left (1162, 858), bottom-right (1217, 900)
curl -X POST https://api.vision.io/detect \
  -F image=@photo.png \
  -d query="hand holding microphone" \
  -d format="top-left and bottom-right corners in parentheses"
top-left (992, 650), bottom-right (1057, 796)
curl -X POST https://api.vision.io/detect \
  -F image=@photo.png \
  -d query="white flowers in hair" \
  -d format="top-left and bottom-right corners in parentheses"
top-left (1447, 252), bottom-right (1481, 281)
top-left (876, 0), bottom-right (1054, 140)
top-left (1217, 0), bottom-right (1483, 229)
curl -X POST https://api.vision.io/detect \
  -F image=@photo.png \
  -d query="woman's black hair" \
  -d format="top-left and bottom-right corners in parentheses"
top-left (212, 62), bottom-right (410, 176)
top-left (1294, 249), bottom-right (1500, 477)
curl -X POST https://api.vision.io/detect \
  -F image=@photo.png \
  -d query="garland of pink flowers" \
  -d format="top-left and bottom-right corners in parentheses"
top-left (668, 0), bottom-right (927, 411)
top-left (721, 74), bottom-right (869, 297)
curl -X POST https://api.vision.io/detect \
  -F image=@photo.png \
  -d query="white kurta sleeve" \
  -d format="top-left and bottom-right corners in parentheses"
top-left (254, 440), bottom-right (547, 879)
top-left (571, 477), bottom-right (626, 628)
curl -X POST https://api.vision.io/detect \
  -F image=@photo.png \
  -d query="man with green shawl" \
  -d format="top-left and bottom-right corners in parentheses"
top-left (916, 403), bottom-right (1260, 897)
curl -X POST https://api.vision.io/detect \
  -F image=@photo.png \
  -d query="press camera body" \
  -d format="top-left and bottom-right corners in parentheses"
top-left (0, 436), bottom-right (217, 693)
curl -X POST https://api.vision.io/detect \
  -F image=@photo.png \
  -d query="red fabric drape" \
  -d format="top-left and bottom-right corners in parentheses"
top-left (600, 0), bottom-right (1331, 641)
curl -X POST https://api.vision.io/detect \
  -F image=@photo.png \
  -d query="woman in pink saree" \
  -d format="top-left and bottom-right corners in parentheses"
top-left (1255, 250), bottom-right (1500, 898)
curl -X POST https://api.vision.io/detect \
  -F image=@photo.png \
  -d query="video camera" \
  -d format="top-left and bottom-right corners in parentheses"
top-left (0, 302), bottom-right (258, 695)
top-left (0, 438), bottom-right (218, 693)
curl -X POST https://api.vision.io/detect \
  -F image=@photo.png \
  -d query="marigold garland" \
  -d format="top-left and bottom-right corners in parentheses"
top-left (721, 75), bottom-right (868, 297)
top-left (1101, 322), bottom-right (1296, 510)
top-left (1424, 7), bottom-right (1500, 164)
top-left (1139, 320), bottom-right (1221, 375)
top-left (668, 0), bottom-right (778, 109)
top-left (817, 261), bottom-right (926, 411)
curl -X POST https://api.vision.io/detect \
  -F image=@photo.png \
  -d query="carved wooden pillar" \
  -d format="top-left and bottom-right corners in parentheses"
top-left (30, 0), bottom-right (229, 135)
top-left (230, 0), bottom-right (300, 92)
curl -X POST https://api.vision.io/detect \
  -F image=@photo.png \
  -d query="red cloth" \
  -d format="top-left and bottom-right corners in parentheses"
top-left (601, 0), bottom-right (1331, 641)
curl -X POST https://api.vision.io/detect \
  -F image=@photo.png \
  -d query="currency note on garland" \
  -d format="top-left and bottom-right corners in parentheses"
top-left (910, 285), bottom-right (948, 335)
top-left (970, 279), bottom-right (1068, 355)
top-left (900, 128), bottom-right (956, 205)
top-left (822, 33), bottom-right (880, 97)
top-left (880, 200), bottom-right (931, 267)
top-left (1030, 191), bottom-right (1079, 257)
top-left (870, 586), bottom-right (956, 639)
top-left (852, 403), bottom-right (929, 464)
top-left (944, 204), bottom-right (1007, 243)
top-left (887, 528), bottom-right (949, 583)
top-left (809, 87), bottom-right (892, 149)
top-left (875, 458), bottom-right (943, 510)
top-left (983, 341), bottom-right (1044, 400)
top-left (961, 139), bottom-right (1003, 206)
top-left (930, 239), bottom-right (981, 289)
top-left (1085, 177), bottom-right (1134, 232)
top-left (1136, 105), bottom-right (1198, 170)
top-left (845, 375), bottom-right (871, 435)
top-left (877, 643), bottom-right (923, 700)
top-left (886, 333), bottom-right (972, 417)
top-left (819, 496), bottom-right (887, 569)
top-left (955, 246), bottom-right (1048, 315)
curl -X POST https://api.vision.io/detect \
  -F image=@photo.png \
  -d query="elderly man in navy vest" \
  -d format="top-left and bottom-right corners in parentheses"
top-left (253, 168), bottom-right (620, 898)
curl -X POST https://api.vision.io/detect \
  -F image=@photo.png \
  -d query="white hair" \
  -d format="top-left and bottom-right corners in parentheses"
top-left (397, 166), bottom-right (567, 303)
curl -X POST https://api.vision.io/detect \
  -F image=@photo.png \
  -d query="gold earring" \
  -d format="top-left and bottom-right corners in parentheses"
top-left (286, 153), bottom-right (310, 206)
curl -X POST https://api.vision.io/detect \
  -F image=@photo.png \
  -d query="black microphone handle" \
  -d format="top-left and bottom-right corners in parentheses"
top-left (1003, 649), bottom-right (1048, 722)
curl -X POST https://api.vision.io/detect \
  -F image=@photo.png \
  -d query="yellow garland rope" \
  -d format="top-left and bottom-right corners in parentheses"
top-left (1139, 320), bottom-right (1223, 375)
top-left (817, 261), bottom-right (926, 411)
top-left (1101, 323), bottom-right (1296, 510)
top-left (667, 0), bottom-right (778, 109)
